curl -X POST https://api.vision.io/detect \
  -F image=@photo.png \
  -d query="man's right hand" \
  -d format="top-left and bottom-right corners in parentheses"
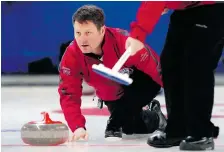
top-left (69, 127), bottom-right (88, 142)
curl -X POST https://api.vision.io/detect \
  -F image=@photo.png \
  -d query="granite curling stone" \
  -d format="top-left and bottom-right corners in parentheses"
top-left (21, 112), bottom-right (69, 146)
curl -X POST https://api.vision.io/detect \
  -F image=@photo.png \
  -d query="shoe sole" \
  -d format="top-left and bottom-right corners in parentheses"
top-left (179, 141), bottom-right (214, 151)
top-left (147, 139), bottom-right (181, 148)
top-left (105, 137), bottom-right (122, 141)
top-left (147, 143), bottom-right (174, 148)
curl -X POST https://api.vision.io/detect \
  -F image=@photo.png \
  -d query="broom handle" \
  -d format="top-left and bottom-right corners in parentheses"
top-left (112, 47), bottom-right (132, 72)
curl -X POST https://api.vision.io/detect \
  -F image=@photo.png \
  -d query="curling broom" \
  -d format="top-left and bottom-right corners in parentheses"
top-left (92, 47), bottom-right (133, 86)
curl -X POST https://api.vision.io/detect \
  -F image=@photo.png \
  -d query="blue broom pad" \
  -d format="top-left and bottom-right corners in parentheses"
top-left (93, 68), bottom-right (131, 86)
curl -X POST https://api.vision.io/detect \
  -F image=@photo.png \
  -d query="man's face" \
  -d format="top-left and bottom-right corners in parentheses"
top-left (74, 20), bottom-right (105, 54)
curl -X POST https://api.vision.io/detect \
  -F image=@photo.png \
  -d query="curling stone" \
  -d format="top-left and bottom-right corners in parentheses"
top-left (21, 112), bottom-right (69, 146)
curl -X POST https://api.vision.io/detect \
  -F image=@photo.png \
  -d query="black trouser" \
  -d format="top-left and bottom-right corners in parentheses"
top-left (160, 4), bottom-right (224, 138)
top-left (104, 67), bottom-right (161, 134)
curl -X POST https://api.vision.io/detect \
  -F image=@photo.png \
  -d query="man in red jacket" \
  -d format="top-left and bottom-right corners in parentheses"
top-left (125, 1), bottom-right (223, 151)
top-left (58, 5), bottom-right (167, 141)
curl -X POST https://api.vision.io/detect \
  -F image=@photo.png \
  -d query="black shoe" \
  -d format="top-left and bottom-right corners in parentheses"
top-left (105, 120), bottom-right (122, 140)
top-left (147, 131), bottom-right (184, 148)
top-left (143, 99), bottom-right (167, 131)
top-left (179, 136), bottom-right (214, 151)
top-left (105, 129), bottom-right (122, 139)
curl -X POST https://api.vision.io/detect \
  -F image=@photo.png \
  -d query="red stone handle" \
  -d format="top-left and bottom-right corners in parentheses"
top-left (28, 112), bottom-right (62, 124)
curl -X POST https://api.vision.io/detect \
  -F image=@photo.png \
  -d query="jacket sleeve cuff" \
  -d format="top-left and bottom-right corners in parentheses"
top-left (76, 125), bottom-right (86, 130)
top-left (72, 125), bottom-right (86, 132)
top-left (130, 24), bottom-right (147, 43)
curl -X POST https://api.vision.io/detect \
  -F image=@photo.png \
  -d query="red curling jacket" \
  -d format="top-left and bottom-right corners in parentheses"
top-left (58, 27), bottom-right (162, 132)
top-left (130, 1), bottom-right (216, 42)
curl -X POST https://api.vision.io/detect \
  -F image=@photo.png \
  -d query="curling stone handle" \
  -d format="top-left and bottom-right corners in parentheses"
top-left (41, 112), bottom-right (54, 124)
top-left (28, 112), bottom-right (62, 124)
top-left (112, 47), bottom-right (132, 72)
top-left (41, 112), bottom-right (62, 124)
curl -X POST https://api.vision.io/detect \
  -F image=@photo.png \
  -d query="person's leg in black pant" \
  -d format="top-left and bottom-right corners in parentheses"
top-left (179, 4), bottom-right (224, 151)
top-left (147, 11), bottom-right (189, 148)
top-left (104, 100), bottom-right (124, 139)
top-left (121, 67), bottom-right (163, 134)
top-left (104, 67), bottom-right (164, 138)
top-left (160, 13), bottom-right (187, 140)
top-left (154, 10), bottom-right (188, 142)
top-left (147, 5), bottom-right (222, 149)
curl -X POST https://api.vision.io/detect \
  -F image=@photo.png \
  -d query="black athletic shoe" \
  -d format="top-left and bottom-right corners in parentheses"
top-left (149, 99), bottom-right (167, 131)
top-left (179, 136), bottom-right (214, 151)
top-left (105, 120), bottom-right (122, 140)
top-left (105, 129), bottom-right (122, 138)
top-left (142, 99), bottom-right (167, 133)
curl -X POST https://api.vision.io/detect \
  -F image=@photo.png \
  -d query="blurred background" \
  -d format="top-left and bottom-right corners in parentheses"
top-left (1, 1), bottom-right (224, 87)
